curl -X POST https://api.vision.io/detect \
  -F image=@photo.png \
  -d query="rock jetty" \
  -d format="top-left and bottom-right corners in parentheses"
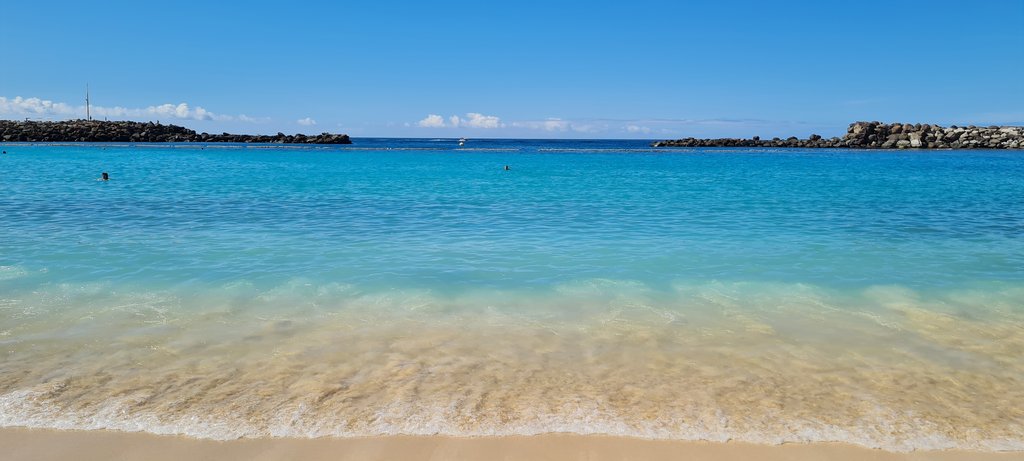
top-left (0, 120), bottom-right (351, 144)
top-left (653, 122), bottom-right (1023, 149)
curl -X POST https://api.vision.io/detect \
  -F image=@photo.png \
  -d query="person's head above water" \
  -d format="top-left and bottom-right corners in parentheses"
top-left (101, 172), bottom-right (109, 181)
top-left (504, 165), bottom-right (510, 170)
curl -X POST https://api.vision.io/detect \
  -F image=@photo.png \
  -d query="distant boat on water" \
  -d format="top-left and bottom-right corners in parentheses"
top-left (458, 137), bottom-right (466, 147)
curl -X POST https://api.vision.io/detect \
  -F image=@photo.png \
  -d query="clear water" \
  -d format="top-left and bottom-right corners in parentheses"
top-left (1, 140), bottom-right (1022, 451)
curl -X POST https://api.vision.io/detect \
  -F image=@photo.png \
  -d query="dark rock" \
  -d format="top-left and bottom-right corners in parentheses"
top-left (0, 120), bottom-right (352, 145)
top-left (650, 121), bottom-right (1023, 149)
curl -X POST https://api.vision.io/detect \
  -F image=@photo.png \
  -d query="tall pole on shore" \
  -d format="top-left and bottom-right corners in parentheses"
top-left (86, 84), bottom-right (91, 121)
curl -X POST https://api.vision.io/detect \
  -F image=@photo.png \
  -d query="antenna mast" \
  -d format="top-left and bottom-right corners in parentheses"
top-left (86, 84), bottom-right (91, 121)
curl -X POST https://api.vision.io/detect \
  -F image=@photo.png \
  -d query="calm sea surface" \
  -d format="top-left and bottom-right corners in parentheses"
top-left (1, 139), bottom-right (1022, 451)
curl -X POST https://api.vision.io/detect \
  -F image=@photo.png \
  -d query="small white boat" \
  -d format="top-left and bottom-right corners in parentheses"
top-left (458, 137), bottom-right (466, 147)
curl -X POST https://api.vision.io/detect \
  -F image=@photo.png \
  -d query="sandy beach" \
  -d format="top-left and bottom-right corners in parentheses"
top-left (1, 428), bottom-right (1021, 461)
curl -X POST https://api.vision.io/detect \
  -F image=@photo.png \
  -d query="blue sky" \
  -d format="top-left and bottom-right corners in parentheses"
top-left (2, 0), bottom-right (1022, 138)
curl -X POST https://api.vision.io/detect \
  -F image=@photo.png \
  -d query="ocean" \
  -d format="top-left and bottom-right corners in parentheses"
top-left (1, 139), bottom-right (1022, 451)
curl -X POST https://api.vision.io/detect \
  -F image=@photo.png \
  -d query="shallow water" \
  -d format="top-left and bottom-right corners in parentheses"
top-left (1, 141), bottom-right (1023, 451)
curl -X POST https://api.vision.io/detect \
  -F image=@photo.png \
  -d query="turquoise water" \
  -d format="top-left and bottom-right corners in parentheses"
top-left (1, 141), bottom-right (1023, 451)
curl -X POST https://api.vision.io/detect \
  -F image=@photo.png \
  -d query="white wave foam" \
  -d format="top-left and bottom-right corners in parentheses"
top-left (2, 280), bottom-right (1023, 452)
top-left (2, 387), bottom-right (1022, 452)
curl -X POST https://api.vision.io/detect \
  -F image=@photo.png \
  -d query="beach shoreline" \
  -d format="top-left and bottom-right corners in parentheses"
top-left (2, 428), bottom-right (1022, 461)
top-left (3, 144), bottom-right (1023, 458)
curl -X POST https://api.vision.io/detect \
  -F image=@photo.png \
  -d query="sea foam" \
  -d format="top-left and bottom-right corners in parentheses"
top-left (0, 280), bottom-right (1022, 452)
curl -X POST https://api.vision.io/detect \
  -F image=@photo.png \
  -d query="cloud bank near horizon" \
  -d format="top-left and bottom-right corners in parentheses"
top-left (416, 113), bottom-right (504, 129)
top-left (1, 96), bottom-right (844, 138)
top-left (410, 113), bottom-right (830, 138)
top-left (0, 96), bottom-right (265, 124)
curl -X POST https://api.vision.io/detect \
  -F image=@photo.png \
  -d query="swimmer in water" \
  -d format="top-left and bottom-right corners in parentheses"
top-left (99, 172), bottom-right (109, 181)
top-left (504, 165), bottom-right (510, 171)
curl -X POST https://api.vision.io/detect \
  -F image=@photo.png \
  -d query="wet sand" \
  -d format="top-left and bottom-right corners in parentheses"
top-left (4, 285), bottom-right (1023, 450)
top-left (1, 428), bottom-right (1021, 461)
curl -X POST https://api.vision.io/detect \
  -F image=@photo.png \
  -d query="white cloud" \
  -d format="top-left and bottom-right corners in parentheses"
top-left (142, 103), bottom-right (228, 121)
top-left (416, 114), bottom-right (446, 128)
top-left (0, 95), bottom-right (254, 123)
top-left (237, 114), bottom-right (270, 123)
top-left (511, 119), bottom-right (570, 132)
top-left (543, 119), bottom-right (571, 131)
top-left (415, 112), bottom-right (503, 129)
top-left (512, 120), bottom-right (560, 131)
top-left (511, 118), bottom-right (602, 133)
top-left (569, 123), bottom-right (603, 133)
top-left (463, 112), bottom-right (502, 129)
top-left (297, 117), bottom-right (317, 126)
top-left (407, 114), bottom-right (825, 138)
top-left (0, 96), bottom-right (76, 116)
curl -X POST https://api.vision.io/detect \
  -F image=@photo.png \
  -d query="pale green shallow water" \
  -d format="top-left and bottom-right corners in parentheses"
top-left (1, 140), bottom-right (1022, 451)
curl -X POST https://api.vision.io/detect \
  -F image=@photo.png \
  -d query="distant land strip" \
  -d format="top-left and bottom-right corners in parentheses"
top-left (0, 120), bottom-right (351, 144)
top-left (653, 122), bottom-right (1023, 149)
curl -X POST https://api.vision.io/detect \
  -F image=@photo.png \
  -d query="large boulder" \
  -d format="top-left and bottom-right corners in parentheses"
top-left (909, 132), bottom-right (924, 148)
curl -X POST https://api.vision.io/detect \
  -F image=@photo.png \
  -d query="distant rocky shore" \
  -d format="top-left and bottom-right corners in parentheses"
top-left (653, 122), bottom-right (1023, 149)
top-left (0, 120), bottom-right (351, 144)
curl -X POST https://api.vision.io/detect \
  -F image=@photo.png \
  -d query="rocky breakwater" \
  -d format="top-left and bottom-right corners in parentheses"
top-left (0, 120), bottom-right (351, 144)
top-left (652, 122), bottom-right (1023, 149)
top-left (841, 122), bottom-right (1022, 149)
